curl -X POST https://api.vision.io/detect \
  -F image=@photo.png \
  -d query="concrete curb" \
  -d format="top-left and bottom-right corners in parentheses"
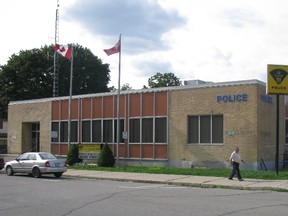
top-left (63, 169), bottom-right (288, 192)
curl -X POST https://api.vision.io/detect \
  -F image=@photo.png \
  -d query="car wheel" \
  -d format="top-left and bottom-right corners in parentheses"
top-left (54, 172), bottom-right (63, 178)
top-left (32, 167), bottom-right (41, 178)
top-left (6, 166), bottom-right (14, 176)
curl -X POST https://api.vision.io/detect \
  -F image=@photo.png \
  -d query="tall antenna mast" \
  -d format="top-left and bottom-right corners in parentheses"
top-left (53, 0), bottom-right (60, 97)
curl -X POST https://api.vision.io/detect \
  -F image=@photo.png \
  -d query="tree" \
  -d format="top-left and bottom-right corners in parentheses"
top-left (97, 143), bottom-right (115, 167)
top-left (121, 83), bottom-right (132, 91)
top-left (108, 83), bottom-right (133, 92)
top-left (0, 44), bottom-right (110, 118)
top-left (66, 144), bottom-right (82, 166)
top-left (148, 72), bottom-right (181, 88)
top-left (59, 44), bottom-right (110, 96)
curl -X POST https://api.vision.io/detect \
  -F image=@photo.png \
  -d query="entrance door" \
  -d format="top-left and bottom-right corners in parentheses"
top-left (32, 123), bottom-right (40, 152)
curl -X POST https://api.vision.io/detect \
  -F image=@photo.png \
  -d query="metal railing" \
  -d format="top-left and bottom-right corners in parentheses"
top-left (22, 146), bottom-right (37, 154)
top-left (0, 147), bottom-right (7, 154)
top-left (260, 159), bottom-right (267, 171)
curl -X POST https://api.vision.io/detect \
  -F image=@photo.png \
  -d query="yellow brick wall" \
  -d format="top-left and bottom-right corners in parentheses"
top-left (256, 87), bottom-right (285, 165)
top-left (8, 101), bottom-right (51, 154)
top-left (168, 83), bottom-right (284, 168)
top-left (6, 81), bottom-right (285, 169)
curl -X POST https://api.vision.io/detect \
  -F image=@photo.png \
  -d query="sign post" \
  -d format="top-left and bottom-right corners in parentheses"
top-left (267, 64), bottom-right (288, 175)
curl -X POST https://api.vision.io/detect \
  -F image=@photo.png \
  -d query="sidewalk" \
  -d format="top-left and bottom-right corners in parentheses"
top-left (64, 169), bottom-right (288, 192)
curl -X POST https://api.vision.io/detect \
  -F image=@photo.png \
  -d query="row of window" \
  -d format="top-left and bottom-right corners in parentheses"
top-left (188, 115), bottom-right (223, 144)
top-left (51, 115), bottom-right (223, 144)
top-left (51, 117), bottom-right (168, 144)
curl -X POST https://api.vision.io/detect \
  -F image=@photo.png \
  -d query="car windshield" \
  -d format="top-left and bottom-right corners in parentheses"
top-left (39, 153), bottom-right (57, 160)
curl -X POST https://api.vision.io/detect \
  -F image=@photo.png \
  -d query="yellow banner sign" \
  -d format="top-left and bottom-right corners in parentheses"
top-left (78, 144), bottom-right (101, 153)
top-left (267, 64), bottom-right (288, 94)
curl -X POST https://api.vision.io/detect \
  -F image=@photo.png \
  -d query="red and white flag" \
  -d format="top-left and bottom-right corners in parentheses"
top-left (54, 44), bottom-right (72, 59)
top-left (103, 40), bottom-right (120, 56)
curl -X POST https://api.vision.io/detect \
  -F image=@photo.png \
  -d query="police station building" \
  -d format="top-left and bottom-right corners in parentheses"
top-left (7, 79), bottom-right (287, 170)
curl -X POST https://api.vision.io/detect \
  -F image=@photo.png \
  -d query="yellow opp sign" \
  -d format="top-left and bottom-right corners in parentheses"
top-left (78, 144), bottom-right (101, 153)
top-left (267, 64), bottom-right (288, 94)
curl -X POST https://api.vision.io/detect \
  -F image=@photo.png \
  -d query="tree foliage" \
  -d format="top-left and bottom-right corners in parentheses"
top-left (148, 72), bottom-right (181, 88)
top-left (97, 143), bottom-right (115, 167)
top-left (0, 44), bottom-right (110, 118)
top-left (109, 83), bottom-right (133, 92)
top-left (66, 144), bottom-right (82, 166)
top-left (121, 83), bottom-right (133, 91)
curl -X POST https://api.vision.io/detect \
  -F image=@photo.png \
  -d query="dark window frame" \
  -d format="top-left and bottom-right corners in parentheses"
top-left (82, 120), bottom-right (91, 143)
top-left (188, 115), bottom-right (223, 144)
top-left (92, 120), bottom-right (102, 143)
top-left (129, 118), bottom-right (140, 143)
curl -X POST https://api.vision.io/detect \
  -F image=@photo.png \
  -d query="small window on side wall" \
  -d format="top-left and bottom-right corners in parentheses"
top-left (188, 115), bottom-right (223, 144)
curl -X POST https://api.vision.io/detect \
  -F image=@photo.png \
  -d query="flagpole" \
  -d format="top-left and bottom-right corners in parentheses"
top-left (68, 46), bottom-right (73, 151)
top-left (116, 34), bottom-right (121, 169)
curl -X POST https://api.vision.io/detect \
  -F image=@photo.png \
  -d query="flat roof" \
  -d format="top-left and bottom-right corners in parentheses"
top-left (9, 79), bottom-right (266, 106)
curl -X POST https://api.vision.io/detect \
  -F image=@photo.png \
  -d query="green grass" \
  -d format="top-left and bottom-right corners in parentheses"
top-left (69, 164), bottom-right (288, 180)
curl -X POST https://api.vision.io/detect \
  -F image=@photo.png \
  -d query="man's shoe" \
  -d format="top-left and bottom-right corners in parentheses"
top-left (228, 178), bottom-right (233, 180)
top-left (238, 179), bottom-right (244, 181)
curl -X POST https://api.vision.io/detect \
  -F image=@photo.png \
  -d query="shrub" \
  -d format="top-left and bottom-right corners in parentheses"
top-left (66, 144), bottom-right (82, 166)
top-left (97, 143), bottom-right (115, 167)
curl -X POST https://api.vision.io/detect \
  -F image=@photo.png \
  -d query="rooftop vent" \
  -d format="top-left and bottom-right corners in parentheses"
top-left (184, 80), bottom-right (209, 86)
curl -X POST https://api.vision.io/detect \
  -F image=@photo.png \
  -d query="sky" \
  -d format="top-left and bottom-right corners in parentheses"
top-left (1, 0), bottom-right (288, 89)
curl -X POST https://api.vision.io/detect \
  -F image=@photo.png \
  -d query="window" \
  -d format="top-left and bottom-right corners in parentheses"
top-left (200, 116), bottom-right (210, 143)
top-left (39, 153), bottom-right (57, 160)
top-left (18, 153), bottom-right (29, 161)
top-left (82, 121), bottom-right (91, 142)
top-left (71, 121), bottom-right (78, 142)
top-left (130, 119), bottom-right (140, 143)
top-left (60, 122), bottom-right (68, 142)
top-left (54, 121), bottom-right (78, 143)
top-left (0, 120), bottom-right (3, 129)
top-left (103, 120), bottom-right (113, 143)
top-left (155, 117), bottom-right (167, 143)
top-left (212, 115), bottom-right (223, 143)
top-left (188, 116), bottom-right (198, 143)
top-left (188, 115), bottom-right (223, 144)
top-left (51, 122), bottom-right (59, 142)
top-left (130, 117), bottom-right (167, 144)
top-left (27, 154), bottom-right (36, 160)
top-left (142, 118), bottom-right (153, 143)
top-left (92, 120), bottom-right (101, 142)
top-left (114, 119), bottom-right (125, 143)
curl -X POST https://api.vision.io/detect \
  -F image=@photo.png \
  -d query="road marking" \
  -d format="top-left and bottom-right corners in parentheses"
top-left (119, 185), bottom-right (161, 189)
top-left (119, 185), bottom-right (187, 189)
top-left (42, 179), bottom-right (62, 182)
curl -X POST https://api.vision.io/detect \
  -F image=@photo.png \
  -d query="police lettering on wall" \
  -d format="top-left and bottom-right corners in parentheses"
top-left (216, 94), bottom-right (248, 103)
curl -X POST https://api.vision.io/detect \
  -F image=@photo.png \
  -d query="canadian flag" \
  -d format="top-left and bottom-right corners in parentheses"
top-left (53, 44), bottom-right (72, 59)
top-left (103, 40), bottom-right (120, 56)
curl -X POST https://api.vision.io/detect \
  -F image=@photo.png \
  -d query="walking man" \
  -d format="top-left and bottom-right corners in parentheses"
top-left (228, 146), bottom-right (245, 181)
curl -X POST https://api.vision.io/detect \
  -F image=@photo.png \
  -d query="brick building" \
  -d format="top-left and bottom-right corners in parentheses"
top-left (7, 79), bottom-right (287, 170)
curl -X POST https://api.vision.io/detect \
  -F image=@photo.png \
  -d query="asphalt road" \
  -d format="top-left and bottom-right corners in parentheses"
top-left (0, 172), bottom-right (288, 216)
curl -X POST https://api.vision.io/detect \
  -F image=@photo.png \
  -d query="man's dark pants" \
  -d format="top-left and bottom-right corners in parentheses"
top-left (229, 161), bottom-right (242, 180)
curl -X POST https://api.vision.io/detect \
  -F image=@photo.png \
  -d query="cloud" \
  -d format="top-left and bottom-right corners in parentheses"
top-left (223, 9), bottom-right (265, 28)
top-left (2, 0), bottom-right (288, 90)
top-left (63, 0), bottom-right (186, 53)
top-left (133, 59), bottom-right (173, 77)
top-left (214, 48), bottom-right (233, 67)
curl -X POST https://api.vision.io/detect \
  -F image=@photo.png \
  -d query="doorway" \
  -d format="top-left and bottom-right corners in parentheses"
top-left (31, 123), bottom-right (40, 152)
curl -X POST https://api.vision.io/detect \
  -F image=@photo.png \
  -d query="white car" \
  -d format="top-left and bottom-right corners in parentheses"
top-left (5, 152), bottom-right (67, 178)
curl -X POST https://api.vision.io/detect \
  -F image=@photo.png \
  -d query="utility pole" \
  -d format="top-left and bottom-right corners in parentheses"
top-left (53, 0), bottom-right (60, 97)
